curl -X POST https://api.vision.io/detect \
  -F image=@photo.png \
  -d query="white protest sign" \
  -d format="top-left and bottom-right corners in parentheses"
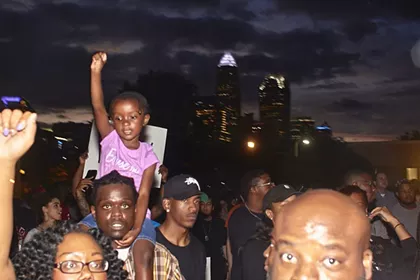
top-left (83, 121), bottom-right (167, 188)
top-left (206, 257), bottom-right (211, 280)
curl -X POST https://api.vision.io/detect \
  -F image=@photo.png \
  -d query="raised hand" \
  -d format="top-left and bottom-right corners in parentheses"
top-left (0, 109), bottom-right (37, 163)
top-left (79, 151), bottom-right (88, 165)
top-left (90, 52), bottom-right (107, 74)
top-left (76, 178), bottom-right (93, 193)
top-left (115, 228), bottom-right (140, 248)
top-left (159, 165), bottom-right (169, 183)
top-left (369, 206), bottom-right (397, 224)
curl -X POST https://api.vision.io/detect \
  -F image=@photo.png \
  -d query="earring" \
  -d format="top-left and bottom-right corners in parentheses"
top-left (166, 209), bottom-right (170, 213)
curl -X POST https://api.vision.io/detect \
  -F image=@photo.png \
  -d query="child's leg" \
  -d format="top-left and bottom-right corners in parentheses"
top-left (132, 218), bottom-right (156, 280)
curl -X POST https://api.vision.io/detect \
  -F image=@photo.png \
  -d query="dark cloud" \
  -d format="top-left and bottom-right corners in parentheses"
top-left (275, 0), bottom-right (420, 19)
top-left (306, 82), bottom-right (358, 90)
top-left (56, 114), bottom-right (68, 119)
top-left (383, 87), bottom-right (420, 97)
top-left (0, 0), bottom-right (419, 137)
top-left (0, 3), bottom-right (361, 106)
top-left (327, 98), bottom-right (373, 112)
top-left (341, 19), bottom-right (378, 43)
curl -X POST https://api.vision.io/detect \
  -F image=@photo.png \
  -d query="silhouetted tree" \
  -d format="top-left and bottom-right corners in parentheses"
top-left (398, 130), bottom-right (420, 140)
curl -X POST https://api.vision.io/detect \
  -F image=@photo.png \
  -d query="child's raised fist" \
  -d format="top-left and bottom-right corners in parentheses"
top-left (90, 52), bottom-right (107, 73)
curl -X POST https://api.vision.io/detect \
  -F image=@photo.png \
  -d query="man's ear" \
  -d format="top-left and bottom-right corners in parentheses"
top-left (162, 198), bottom-right (171, 212)
top-left (143, 114), bottom-right (150, 126)
top-left (249, 186), bottom-right (257, 194)
top-left (265, 209), bottom-right (274, 221)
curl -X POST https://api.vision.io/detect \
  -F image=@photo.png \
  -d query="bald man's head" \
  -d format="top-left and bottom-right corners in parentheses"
top-left (343, 170), bottom-right (375, 203)
top-left (267, 189), bottom-right (372, 280)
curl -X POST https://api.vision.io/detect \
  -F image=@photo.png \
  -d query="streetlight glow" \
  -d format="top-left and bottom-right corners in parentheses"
top-left (302, 139), bottom-right (310, 145)
top-left (247, 141), bottom-right (255, 149)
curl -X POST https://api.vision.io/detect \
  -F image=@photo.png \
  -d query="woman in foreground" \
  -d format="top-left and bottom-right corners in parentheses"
top-left (0, 109), bottom-right (125, 279)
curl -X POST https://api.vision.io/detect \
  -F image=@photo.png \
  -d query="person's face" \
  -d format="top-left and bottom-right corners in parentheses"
top-left (92, 183), bottom-right (136, 240)
top-left (354, 174), bottom-right (375, 203)
top-left (265, 195), bottom-right (297, 221)
top-left (397, 183), bottom-right (416, 205)
top-left (375, 173), bottom-right (388, 190)
top-left (200, 200), bottom-right (213, 216)
top-left (111, 99), bottom-right (150, 143)
top-left (349, 193), bottom-right (368, 214)
top-left (165, 195), bottom-right (200, 228)
top-left (268, 206), bottom-right (372, 279)
top-left (53, 232), bottom-right (107, 280)
top-left (43, 198), bottom-right (62, 221)
top-left (253, 173), bottom-right (275, 198)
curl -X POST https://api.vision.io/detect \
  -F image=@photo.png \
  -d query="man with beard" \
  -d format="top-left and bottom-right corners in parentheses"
top-left (192, 192), bottom-right (227, 280)
top-left (158, 174), bottom-right (206, 280)
top-left (265, 189), bottom-right (373, 280)
top-left (392, 180), bottom-right (420, 240)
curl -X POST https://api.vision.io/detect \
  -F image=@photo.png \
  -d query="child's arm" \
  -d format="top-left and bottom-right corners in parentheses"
top-left (72, 152), bottom-right (87, 197)
top-left (116, 163), bottom-right (157, 247)
top-left (0, 110), bottom-right (37, 280)
top-left (90, 52), bottom-right (113, 139)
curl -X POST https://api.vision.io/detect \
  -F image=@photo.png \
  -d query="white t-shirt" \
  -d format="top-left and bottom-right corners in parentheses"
top-left (23, 228), bottom-right (41, 244)
top-left (117, 246), bottom-right (134, 279)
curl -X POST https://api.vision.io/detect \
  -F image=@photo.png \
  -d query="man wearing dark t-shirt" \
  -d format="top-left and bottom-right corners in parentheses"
top-left (240, 185), bottom-right (299, 280)
top-left (157, 174), bottom-right (206, 280)
top-left (227, 170), bottom-right (274, 280)
top-left (192, 192), bottom-right (227, 280)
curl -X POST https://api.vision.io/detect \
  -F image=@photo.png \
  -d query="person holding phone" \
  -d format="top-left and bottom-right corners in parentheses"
top-left (72, 152), bottom-right (96, 217)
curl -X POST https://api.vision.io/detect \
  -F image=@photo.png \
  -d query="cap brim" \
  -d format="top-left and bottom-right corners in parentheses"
top-left (166, 189), bottom-right (202, 200)
top-left (263, 191), bottom-right (301, 210)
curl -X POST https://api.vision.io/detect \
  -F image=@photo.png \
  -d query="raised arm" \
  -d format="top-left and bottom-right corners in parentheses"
top-left (72, 152), bottom-right (87, 197)
top-left (0, 109), bottom-right (37, 280)
top-left (90, 52), bottom-right (113, 139)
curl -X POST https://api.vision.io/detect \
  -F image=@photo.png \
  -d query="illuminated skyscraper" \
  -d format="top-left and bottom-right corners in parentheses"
top-left (193, 96), bottom-right (217, 141)
top-left (215, 52), bottom-right (241, 142)
top-left (258, 74), bottom-right (291, 137)
top-left (291, 117), bottom-right (315, 139)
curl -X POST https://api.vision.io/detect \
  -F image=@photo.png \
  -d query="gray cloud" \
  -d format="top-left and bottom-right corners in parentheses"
top-left (327, 98), bottom-right (373, 112)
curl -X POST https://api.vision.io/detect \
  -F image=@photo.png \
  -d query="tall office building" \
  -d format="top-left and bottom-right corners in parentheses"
top-left (215, 52), bottom-right (241, 142)
top-left (258, 74), bottom-right (291, 137)
top-left (193, 96), bottom-right (217, 141)
top-left (291, 117), bottom-right (315, 139)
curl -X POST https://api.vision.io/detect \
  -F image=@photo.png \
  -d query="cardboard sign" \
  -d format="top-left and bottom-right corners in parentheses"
top-left (83, 121), bottom-right (167, 188)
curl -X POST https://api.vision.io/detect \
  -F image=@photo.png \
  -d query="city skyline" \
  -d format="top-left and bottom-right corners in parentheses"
top-left (1, 0), bottom-right (420, 142)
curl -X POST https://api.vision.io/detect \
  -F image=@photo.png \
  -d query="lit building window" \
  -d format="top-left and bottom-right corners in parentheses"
top-left (406, 168), bottom-right (418, 180)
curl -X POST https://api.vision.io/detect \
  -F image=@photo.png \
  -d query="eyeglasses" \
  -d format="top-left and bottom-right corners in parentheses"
top-left (259, 182), bottom-right (275, 188)
top-left (54, 260), bottom-right (109, 274)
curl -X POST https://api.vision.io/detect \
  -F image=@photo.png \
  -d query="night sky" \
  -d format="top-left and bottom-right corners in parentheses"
top-left (1, 0), bottom-right (420, 141)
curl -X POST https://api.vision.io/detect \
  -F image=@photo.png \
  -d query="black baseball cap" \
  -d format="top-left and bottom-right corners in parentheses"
top-left (263, 184), bottom-right (300, 211)
top-left (163, 174), bottom-right (201, 200)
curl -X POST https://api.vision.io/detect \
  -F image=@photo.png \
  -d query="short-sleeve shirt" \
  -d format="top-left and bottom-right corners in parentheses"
top-left (156, 228), bottom-right (206, 280)
top-left (227, 205), bottom-right (264, 280)
top-left (391, 203), bottom-right (420, 240)
top-left (100, 130), bottom-right (160, 190)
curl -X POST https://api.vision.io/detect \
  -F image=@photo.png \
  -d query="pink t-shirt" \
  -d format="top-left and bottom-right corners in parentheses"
top-left (100, 130), bottom-right (160, 191)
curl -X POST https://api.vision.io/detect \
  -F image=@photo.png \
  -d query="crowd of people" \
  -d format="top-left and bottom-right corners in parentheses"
top-left (3, 52), bottom-right (420, 280)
